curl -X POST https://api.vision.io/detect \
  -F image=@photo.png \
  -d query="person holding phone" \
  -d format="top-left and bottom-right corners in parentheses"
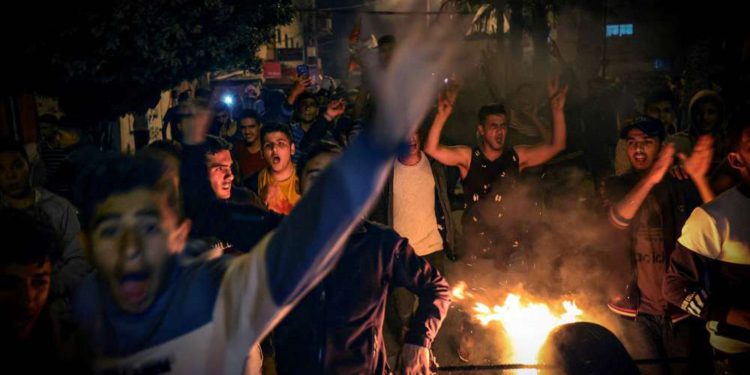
top-left (281, 66), bottom-right (347, 163)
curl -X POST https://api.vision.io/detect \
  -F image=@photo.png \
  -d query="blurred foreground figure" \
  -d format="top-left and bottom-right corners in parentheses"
top-left (71, 28), bottom-right (456, 374)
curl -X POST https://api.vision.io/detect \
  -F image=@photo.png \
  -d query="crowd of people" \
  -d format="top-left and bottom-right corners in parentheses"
top-left (1, 32), bottom-right (749, 375)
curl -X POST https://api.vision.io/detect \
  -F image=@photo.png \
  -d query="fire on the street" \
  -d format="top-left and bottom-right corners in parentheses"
top-left (452, 282), bottom-right (583, 368)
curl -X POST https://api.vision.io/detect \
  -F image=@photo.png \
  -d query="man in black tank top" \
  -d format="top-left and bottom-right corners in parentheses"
top-left (424, 78), bottom-right (569, 269)
top-left (424, 79), bottom-right (567, 362)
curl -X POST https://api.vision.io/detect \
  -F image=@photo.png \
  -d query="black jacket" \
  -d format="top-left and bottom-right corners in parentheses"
top-left (181, 144), bottom-right (281, 252)
top-left (274, 221), bottom-right (451, 375)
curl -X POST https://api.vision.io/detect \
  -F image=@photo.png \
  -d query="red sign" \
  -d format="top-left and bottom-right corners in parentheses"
top-left (263, 61), bottom-right (282, 79)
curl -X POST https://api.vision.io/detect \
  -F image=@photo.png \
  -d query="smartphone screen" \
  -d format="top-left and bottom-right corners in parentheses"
top-left (296, 64), bottom-right (309, 77)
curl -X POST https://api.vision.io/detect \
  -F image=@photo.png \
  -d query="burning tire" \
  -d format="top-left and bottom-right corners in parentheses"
top-left (539, 322), bottom-right (639, 375)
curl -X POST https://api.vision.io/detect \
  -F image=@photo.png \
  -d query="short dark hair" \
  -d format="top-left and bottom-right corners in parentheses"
top-left (74, 155), bottom-right (180, 231)
top-left (295, 92), bottom-right (317, 110)
top-left (0, 208), bottom-right (63, 265)
top-left (297, 140), bottom-right (343, 177)
top-left (478, 103), bottom-right (507, 125)
top-left (728, 108), bottom-right (750, 152)
top-left (260, 122), bottom-right (293, 144)
top-left (205, 135), bottom-right (233, 155)
top-left (0, 138), bottom-right (29, 163)
top-left (238, 109), bottom-right (261, 124)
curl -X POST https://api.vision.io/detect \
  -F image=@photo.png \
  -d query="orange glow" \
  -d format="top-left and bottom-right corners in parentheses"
top-left (451, 281), bottom-right (469, 300)
top-left (453, 282), bottom-right (583, 372)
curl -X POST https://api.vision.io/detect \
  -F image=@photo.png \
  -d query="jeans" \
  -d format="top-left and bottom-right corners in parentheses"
top-left (618, 313), bottom-right (712, 375)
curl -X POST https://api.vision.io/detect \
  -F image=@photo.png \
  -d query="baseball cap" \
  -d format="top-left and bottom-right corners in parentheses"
top-left (619, 116), bottom-right (666, 141)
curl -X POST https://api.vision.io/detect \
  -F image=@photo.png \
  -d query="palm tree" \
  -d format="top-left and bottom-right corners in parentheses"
top-left (441, 0), bottom-right (561, 96)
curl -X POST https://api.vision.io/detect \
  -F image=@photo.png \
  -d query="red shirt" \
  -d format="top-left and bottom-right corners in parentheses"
top-left (233, 140), bottom-right (267, 182)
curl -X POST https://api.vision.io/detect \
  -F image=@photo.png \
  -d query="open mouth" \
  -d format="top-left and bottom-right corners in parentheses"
top-left (634, 153), bottom-right (647, 163)
top-left (119, 271), bottom-right (150, 306)
top-left (272, 156), bottom-right (281, 164)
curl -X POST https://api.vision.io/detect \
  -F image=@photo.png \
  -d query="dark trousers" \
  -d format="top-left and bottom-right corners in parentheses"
top-left (384, 251), bottom-right (445, 347)
top-left (618, 314), bottom-right (713, 375)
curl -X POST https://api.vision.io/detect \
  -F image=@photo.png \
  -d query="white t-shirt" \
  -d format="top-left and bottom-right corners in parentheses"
top-left (393, 152), bottom-right (443, 256)
top-left (678, 186), bottom-right (750, 265)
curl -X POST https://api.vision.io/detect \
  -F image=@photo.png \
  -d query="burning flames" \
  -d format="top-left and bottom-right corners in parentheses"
top-left (452, 281), bottom-right (583, 367)
top-left (473, 295), bottom-right (582, 365)
top-left (451, 280), bottom-right (472, 300)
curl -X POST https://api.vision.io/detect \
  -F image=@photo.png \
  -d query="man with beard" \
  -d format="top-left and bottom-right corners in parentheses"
top-left (600, 116), bottom-right (715, 374)
top-left (180, 132), bottom-right (279, 254)
top-left (424, 78), bottom-right (568, 268)
top-left (424, 79), bottom-right (567, 362)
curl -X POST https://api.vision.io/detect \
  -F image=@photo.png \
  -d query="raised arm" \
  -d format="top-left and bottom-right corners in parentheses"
top-left (208, 28), bottom-right (460, 371)
top-left (678, 135), bottom-right (715, 203)
top-left (609, 144), bottom-right (674, 229)
top-left (423, 87), bottom-right (472, 177)
top-left (515, 77), bottom-right (568, 171)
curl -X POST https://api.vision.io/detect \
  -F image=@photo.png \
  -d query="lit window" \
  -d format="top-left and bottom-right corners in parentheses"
top-left (606, 25), bottom-right (620, 37)
top-left (606, 23), bottom-right (634, 37)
